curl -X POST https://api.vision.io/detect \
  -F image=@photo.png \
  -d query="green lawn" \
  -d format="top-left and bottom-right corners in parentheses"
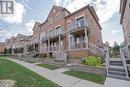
top-left (64, 70), bottom-right (106, 84)
top-left (0, 57), bottom-right (60, 87)
top-left (37, 63), bottom-right (60, 70)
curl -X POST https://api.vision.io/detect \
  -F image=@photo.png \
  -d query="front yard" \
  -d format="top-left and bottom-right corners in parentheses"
top-left (64, 70), bottom-right (106, 84)
top-left (0, 57), bottom-right (60, 87)
top-left (37, 63), bottom-right (60, 70)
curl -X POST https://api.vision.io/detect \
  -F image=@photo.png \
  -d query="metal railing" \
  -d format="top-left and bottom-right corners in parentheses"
top-left (70, 41), bottom-right (87, 50)
top-left (49, 45), bottom-right (63, 51)
top-left (121, 45), bottom-right (130, 58)
top-left (105, 48), bottom-right (110, 75)
top-left (88, 42), bottom-right (105, 58)
top-left (67, 22), bottom-right (89, 32)
top-left (120, 48), bottom-right (129, 78)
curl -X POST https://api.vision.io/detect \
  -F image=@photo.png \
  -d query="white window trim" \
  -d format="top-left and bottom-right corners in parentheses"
top-left (55, 13), bottom-right (61, 20)
top-left (75, 14), bottom-right (86, 28)
top-left (55, 25), bottom-right (61, 35)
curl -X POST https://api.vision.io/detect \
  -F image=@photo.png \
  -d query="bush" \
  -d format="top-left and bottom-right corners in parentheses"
top-left (83, 56), bottom-right (103, 67)
top-left (126, 59), bottom-right (130, 64)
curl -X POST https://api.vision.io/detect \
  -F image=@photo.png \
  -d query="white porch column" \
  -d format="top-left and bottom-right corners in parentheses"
top-left (84, 28), bottom-right (88, 49)
top-left (68, 34), bottom-right (71, 50)
top-left (59, 35), bottom-right (61, 51)
top-left (127, 45), bottom-right (130, 57)
top-left (48, 39), bottom-right (50, 51)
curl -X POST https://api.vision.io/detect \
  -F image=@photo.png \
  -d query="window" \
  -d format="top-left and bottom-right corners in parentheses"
top-left (76, 36), bottom-right (80, 48)
top-left (76, 16), bottom-right (85, 28)
top-left (67, 21), bottom-right (74, 31)
top-left (55, 26), bottom-right (61, 35)
top-left (48, 30), bottom-right (53, 37)
top-left (55, 13), bottom-right (61, 20)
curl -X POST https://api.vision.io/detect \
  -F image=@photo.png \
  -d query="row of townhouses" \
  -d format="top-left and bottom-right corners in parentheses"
top-left (5, 5), bottom-right (104, 59)
top-left (0, 42), bottom-right (5, 54)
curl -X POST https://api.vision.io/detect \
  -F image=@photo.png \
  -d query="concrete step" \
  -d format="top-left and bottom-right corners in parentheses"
top-left (109, 65), bottom-right (124, 69)
top-left (107, 74), bottom-right (130, 81)
top-left (110, 61), bottom-right (123, 66)
top-left (108, 67), bottom-right (125, 72)
top-left (108, 70), bottom-right (126, 76)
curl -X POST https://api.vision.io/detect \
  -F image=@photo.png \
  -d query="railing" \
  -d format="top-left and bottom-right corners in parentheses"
top-left (121, 45), bottom-right (130, 58)
top-left (105, 48), bottom-right (110, 75)
top-left (88, 43), bottom-right (105, 58)
top-left (47, 30), bottom-right (63, 38)
top-left (53, 50), bottom-right (67, 64)
top-left (67, 22), bottom-right (89, 32)
top-left (70, 41), bottom-right (87, 50)
top-left (120, 48), bottom-right (129, 78)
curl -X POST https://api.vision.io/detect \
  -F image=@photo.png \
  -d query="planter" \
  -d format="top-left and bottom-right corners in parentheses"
top-left (69, 64), bottom-right (106, 76)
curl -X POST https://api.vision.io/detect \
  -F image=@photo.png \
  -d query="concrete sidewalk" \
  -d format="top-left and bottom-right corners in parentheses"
top-left (6, 58), bottom-right (130, 87)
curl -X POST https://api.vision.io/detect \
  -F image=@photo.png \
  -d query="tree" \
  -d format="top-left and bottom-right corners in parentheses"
top-left (27, 45), bottom-right (34, 52)
top-left (9, 48), bottom-right (12, 54)
top-left (4, 48), bottom-right (7, 54)
top-left (112, 41), bottom-right (120, 57)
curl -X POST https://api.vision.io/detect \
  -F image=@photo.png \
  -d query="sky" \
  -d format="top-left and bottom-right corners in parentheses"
top-left (0, 0), bottom-right (124, 46)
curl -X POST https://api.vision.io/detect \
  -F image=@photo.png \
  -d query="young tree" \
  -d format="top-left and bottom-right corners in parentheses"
top-left (9, 48), bottom-right (12, 54)
top-left (4, 48), bottom-right (7, 54)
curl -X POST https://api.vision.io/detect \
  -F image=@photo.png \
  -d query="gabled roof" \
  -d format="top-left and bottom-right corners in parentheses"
top-left (65, 5), bottom-right (101, 29)
top-left (32, 22), bottom-right (41, 31)
top-left (40, 5), bottom-right (71, 26)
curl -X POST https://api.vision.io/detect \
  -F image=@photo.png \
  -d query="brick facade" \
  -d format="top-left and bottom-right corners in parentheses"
top-left (5, 5), bottom-right (103, 58)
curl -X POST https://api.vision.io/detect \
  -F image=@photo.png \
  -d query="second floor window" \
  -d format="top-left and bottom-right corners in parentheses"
top-left (55, 26), bottom-right (61, 35)
top-left (76, 16), bottom-right (85, 28)
top-left (48, 30), bottom-right (53, 37)
top-left (67, 21), bottom-right (74, 31)
top-left (55, 13), bottom-right (61, 20)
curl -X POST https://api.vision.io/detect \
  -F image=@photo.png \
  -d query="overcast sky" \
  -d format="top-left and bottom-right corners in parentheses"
top-left (0, 0), bottom-right (124, 46)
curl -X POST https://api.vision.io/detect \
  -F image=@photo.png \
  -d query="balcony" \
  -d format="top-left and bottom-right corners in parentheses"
top-left (42, 45), bottom-right (64, 52)
top-left (67, 22), bottom-right (89, 36)
top-left (41, 30), bottom-right (64, 43)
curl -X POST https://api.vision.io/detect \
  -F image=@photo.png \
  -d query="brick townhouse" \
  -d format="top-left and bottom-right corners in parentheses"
top-left (120, 0), bottom-right (130, 57)
top-left (5, 34), bottom-right (29, 54)
top-left (39, 5), bottom-right (103, 59)
top-left (5, 5), bottom-right (103, 59)
top-left (31, 22), bottom-right (41, 53)
top-left (0, 42), bottom-right (5, 53)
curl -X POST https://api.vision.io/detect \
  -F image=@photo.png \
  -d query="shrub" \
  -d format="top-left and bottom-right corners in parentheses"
top-left (126, 59), bottom-right (130, 64)
top-left (83, 56), bottom-right (103, 67)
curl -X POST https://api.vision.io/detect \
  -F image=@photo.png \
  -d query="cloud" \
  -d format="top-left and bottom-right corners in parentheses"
top-left (55, 0), bottom-right (62, 6)
top-left (55, 0), bottom-right (120, 23)
top-left (25, 20), bottom-right (35, 34)
top-left (0, 1), bottom-right (26, 24)
top-left (111, 30), bottom-right (119, 34)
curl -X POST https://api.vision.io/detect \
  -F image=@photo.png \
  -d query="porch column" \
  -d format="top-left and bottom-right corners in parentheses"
top-left (127, 45), bottom-right (130, 57)
top-left (68, 34), bottom-right (71, 50)
top-left (33, 43), bottom-right (35, 52)
top-left (59, 35), bottom-right (61, 51)
top-left (84, 28), bottom-right (88, 49)
top-left (48, 39), bottom-right (50, 51)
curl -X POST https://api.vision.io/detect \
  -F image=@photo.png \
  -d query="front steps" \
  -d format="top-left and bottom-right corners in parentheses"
top-left (107, 58), bottom-right (130, 80)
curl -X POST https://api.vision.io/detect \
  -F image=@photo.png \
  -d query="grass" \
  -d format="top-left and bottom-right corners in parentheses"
top-left (0, 57), bottom-right (60, 87)
top-left (126, 59), bottom-right (130, 64)
top-left (37, 64), bottom-right (59, 70)
top-left (37, 63), bottom-right (60, 70)
top-left (64, 70), bottom-right (106, 84)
